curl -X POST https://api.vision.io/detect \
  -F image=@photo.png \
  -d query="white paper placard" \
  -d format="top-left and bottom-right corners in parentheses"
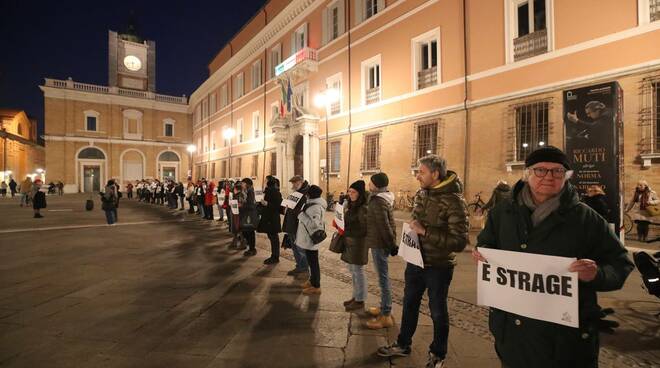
top-left (282, 191), bottom-right (304, 209)
top-left (477, 247), bottom-right (579, 328)
top-left (398, 223), bottom-right (424, 268)
top-left (334, 203), bottom-right (345, 231)
top-left (229, 199), bottom-right (239, 215)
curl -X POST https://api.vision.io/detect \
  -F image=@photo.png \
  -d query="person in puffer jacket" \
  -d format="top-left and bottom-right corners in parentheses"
top-left (364, 172), bottom-right (397, 330)
top-left (295, 185), bottom-right (327, 295)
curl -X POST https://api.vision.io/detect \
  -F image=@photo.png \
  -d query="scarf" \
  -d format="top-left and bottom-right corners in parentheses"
top-left (518, 182), bottom-right (562, 227)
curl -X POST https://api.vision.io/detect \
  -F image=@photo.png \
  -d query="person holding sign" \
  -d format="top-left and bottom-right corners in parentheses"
top-left (258, 175), bottom-right (283, 265)
top-left (377, 155), bottom-right (469, 368)
top-left (473, 146), bottom-right (633, 368)
top-left (364, 173), bottom-right (398, 330)
top-left (282, 175), bottom-right (310, 277)
top-left (338, 180), bottom-right (369, 312)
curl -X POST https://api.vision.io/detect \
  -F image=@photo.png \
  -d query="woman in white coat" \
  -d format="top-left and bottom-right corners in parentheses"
top-left (296, 185), bottom-right (327, 295)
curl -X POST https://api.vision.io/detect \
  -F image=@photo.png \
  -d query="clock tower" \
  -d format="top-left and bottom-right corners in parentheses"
top-left (108, 23), bottom-right (156, 92)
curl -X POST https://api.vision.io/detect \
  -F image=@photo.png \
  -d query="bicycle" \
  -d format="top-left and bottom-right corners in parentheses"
top-left (395, 190), bottom-right (415, 212)
top-left (467, 191), bottom-right (486, 217)
top-left (622, 212), bottom-right (633, 235)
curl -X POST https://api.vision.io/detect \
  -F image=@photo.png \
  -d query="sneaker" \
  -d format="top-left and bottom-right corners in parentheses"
top-left (377, 343), bottom-right (411, 357)
top-left (302, 286), bottom-right (321, 295)
top-left (344, 300), bottom-right (364, 312)
top-left (243, 249), bottom-right (257, 257)
top-left (300, 280), bottom-right (312, 289)
top-left (367, 307), bottom-right (381, 317)
top-left (425, 352), bottom-right (445, 368)
top-left (366, 314), bottom-right (394, 330)
top-left (343, 298), bottom-right (355, 307)
top-left (263, 257), bottom-right (279, 265)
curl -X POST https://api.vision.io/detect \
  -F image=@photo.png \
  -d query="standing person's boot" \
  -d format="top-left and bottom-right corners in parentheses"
top-left (263, 257), bottom-right (279, 265)
top-left (366, 314), bottom-right (395, 329)
top-left (345, 300), bottom-right (365, 312)
top-left (243, 248), bottom-right (256, 256)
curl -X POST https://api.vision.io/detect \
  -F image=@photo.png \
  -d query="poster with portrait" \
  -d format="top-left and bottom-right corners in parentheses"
top-left (563, 82), bottom-right (623, 237)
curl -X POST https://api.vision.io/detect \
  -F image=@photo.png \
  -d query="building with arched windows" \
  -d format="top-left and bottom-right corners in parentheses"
top-left (0, 109), bottom-right (45, 183)
top-left (40, 27), bottom-right (191, 193)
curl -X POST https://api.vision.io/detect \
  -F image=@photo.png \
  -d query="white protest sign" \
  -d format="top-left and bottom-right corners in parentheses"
top-left (254, 190), bottom-right (265, 203)
top-left (334, 203), bottom-right (345, 231)
top-left (398, 223), bottom-right (424, 268)
top-left (229, 199), bottom-right (239, 215)
top-left (477, 248), bottom-right (579, 328)
top-left (282, 191), bottom-right (304, 209)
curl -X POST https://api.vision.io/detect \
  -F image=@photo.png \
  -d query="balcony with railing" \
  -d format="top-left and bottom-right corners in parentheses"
top-left (513, 29), bottom-right (548, 62)
top-left (274, 47), bottom-right (318, 81)
top-left (417, 66), bottom-right (438, 90)
top-left (365, 87), bottom-right (380, 105)
top-left (652, 0), bottom-right (660, 21)
top-left (43, 78), bottom-right (188, 104)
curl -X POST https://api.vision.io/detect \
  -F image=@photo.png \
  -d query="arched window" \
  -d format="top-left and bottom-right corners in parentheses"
top-left (78, 147), bottom-right (106, 159)
top-left (158, 151), bottom-right (180, 162)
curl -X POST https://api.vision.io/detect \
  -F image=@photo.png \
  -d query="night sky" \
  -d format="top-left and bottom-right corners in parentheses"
top-left (0, 0), bottom-right (267, 137)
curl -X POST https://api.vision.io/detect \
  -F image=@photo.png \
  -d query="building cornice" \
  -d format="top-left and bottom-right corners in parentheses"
top-left (190, 0), bottom-right (319, 107)
top-left (43, 135), bottom-right (192, 148)
top-left (40, 86), bottom-right (189, 114)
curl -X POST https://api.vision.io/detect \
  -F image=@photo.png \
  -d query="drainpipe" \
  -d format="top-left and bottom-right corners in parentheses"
top-left (462, 0), bottom-right (471, 195)
top-left (345, 0), bottom-right (353, 190)
top-left (262, 6), bottom-right (268, 187)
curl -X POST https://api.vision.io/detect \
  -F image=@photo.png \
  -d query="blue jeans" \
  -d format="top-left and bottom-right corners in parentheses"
top-left (289, 233), bottom-right (308, 270)
top-left (371, 248), bottom-right (392, 316)
top-left (348, 263), bottom-right (367, 302)
top-left (104, 209), bottom-right (116, 224)
top-left (397, 263), bottom-right (454, 359)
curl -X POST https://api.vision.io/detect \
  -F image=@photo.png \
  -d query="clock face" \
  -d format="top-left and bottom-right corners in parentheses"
top-left (123, 55), bottom-right (142, 71)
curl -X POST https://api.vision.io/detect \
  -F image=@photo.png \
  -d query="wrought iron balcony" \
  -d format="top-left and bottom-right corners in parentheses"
top-left (651, 0), bottom-right (660, 21)
top-left (417, 66), bottom-right (438, 89)
top-left (513, 29), bottom-right (548, 62)
top-left (274, 47), bottom-right (318, 80)
top-left (365, 87), bottom-right (380, 105)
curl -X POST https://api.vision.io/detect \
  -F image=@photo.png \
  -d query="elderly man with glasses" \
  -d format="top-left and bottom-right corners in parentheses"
top-left (473, 146), bottom-right (633, 368)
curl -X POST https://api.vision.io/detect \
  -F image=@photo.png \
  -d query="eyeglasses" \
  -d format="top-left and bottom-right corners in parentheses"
top-left (531, 167), bottom-right (566, 179)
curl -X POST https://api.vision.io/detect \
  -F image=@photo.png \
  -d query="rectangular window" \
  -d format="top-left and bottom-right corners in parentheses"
top-left (237, 118), bottom-right (244, 143)
top-left (270, 45), bottom-right (281, 79)
top-left (252, 60), bottom-right (262, 89)
top-left (209, 93), bottom-right (216, 114)
top-left (235, 157), bottom-right (242, 177)
top-left (361, 132), bottom-right (381, 171)
top-left (220, 84), bottom-right (228, 108)
top-left (86, 116), bottom-right (97, 131)
top-left (202, 99), bottom-right (208, 120)
top-left (270, 151), bottom-right (277, 176)
top-left (366, 0), bottom-right (379, 19)
top-left (195, 104), bottom-right (201, 123)
top-left (514, 101), bottom-right (549, 162)
top-left (211, 130), bottom-right (216, 150)
top-left (211, 162), bottom-right (216, 179)
top-left (221, 160), bottom-right (228, 178)
top-left (203, 134), bottom-right (208, 153)
top-left (252, 111), bottom-right (260, 139)
top-left (412, 121), bottom-right (439, 165)
top-left (292, 23), bottom-right (307, 54)
top-left (329, 141), bottom-right (341, 172)
top-left (251, 155), bottom-right (258, 177)
top-left (512, 0), bottom-right (548, 61)
top-left (362, 56), bottom-right (381, 105)
top-left (413, 30), bottom-right (440, 90)
top-left (164, 123), bottom-right (173, 137)
top-left (326, 74), bottom-right (342, 115)
top-left (235, 73), bottom-right (244, 98)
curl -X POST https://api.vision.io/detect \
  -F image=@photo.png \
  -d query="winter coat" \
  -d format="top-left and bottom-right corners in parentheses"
top-left (239, 188), bottom-right (259, 230)
top-left (477, 180), bottom-right (634, 368)
top-left (483, 182), bottom-right (512, 211)
top-left (176, 183), bottom-right (184, 197)
top-left (9, 180), bottom-right (17, 192)
top-left (204, 184), bottom-right (216, 206)
top-left (626, 188), bottom-right (660, 222)
top-left (32, 187), bottom-right (46, 209)
top-left (101, 185), bottom-right (117, 211)
top-left (257, 184), bottom-right (283, 234)
top-left (365, 191), bottom-right (397, 250)
top-left (582, 194), bottom-right (610, 222)
top-left (411, 171), bottom-right (469, 268)
top-left (282, 181), bottom-right (310, 235)
top-left (295, 197), bottom-right (327, 251)
top-left (340, 201), bottom-right (369, 265)
top-left (20, 179), bottom-right (32, 194)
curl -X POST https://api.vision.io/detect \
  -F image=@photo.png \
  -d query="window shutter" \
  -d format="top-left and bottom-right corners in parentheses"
top-left (354, 0), bottom-right (364, 26)
top-left (321, 8), bottom-right (328, 45)
top-left (338, 0), bottom-right (346, 35)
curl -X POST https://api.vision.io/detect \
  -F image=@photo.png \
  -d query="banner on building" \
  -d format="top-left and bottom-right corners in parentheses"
top-left (229, 199), bottom-right (239, 215)
top-left (333, 203), bottom-right (345, 231)
top-left (399, 223), bottom-right (424, 268)
top-left (477, 248), bottom-right (579, 328)
top-left (282, 191), bottom-right (304, 209)
top-left (564, 82), bottom-right (624, 237)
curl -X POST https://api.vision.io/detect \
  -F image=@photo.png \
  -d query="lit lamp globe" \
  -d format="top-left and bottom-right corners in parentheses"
top-left (186, 145), bottom-right (197, 153)
top-left (223, 128), bottom-right (235, 140)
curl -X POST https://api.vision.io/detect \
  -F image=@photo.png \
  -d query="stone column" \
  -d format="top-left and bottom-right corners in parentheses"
top-left (303, 132), bottom-right (310, 182)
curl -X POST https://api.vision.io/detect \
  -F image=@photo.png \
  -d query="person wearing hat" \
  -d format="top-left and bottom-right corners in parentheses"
top-left (472, 146), bottom-right (633, 368)
top-left (282, 175), bottom-right (310, 277)
top-left (364, 172), bottom-right (397, 329)
top-left (338, 180), bottom-right (370, 311)
top-left (377, 154), bottom-right (469, 368)
top-left (296, 184), bottom-right (327, 295)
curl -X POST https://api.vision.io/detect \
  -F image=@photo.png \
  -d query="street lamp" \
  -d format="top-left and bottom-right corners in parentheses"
top-left (223, 128), bottom-right (235, 180)
top-left (314, 88), bottom-right (339, 203)
top-left (187, 144), bottom-right (196, 180)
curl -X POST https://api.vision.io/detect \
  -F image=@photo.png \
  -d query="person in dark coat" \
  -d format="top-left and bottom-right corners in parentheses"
top-left (176, 182), bottom-right (185, 210)
top-left (282, 176), bottom-right (310, 276)
top-left (9, 178), bottom-right (17, 197)
top-left (582, 185), bottom-right (610, 222)
top-left (483, 180), bottom-right (512, 212)
top-left (101, 180), bottom-right (118, 225)
top-left (258, 175), bottom-right (283, 265)
top-left (31, 180), bottom-right (46, 218)
top-left (473, 146), bottom-right (633, 368)
top-left (239, 178), bottom-right (258, 256)
top-left (339, 180), bottom-right (369, 312)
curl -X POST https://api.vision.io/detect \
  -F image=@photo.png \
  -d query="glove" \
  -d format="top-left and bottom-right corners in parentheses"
top-left (390, 246), bottom-right (399, 257)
